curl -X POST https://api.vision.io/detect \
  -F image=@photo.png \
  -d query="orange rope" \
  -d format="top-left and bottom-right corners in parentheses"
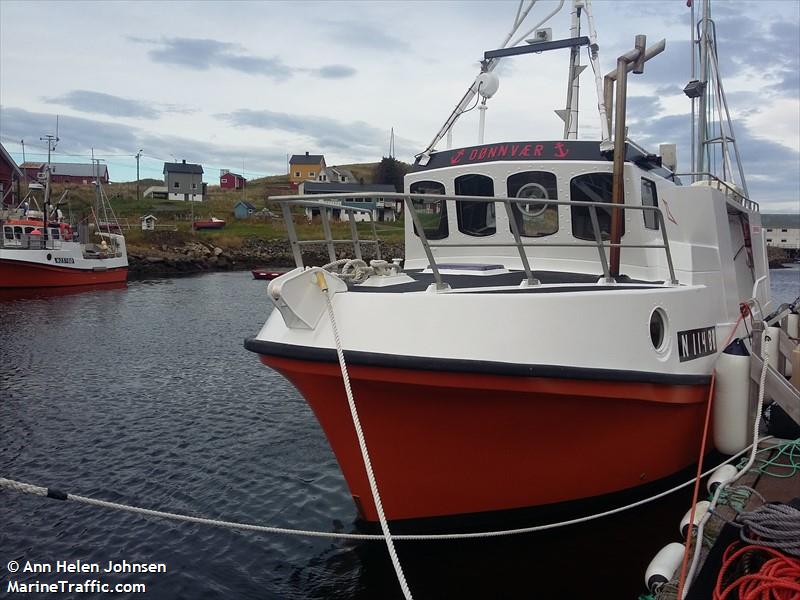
top-left (714, 543), bottom-right (800, 600)
top-left (676, 306), bottom-right (749, 598)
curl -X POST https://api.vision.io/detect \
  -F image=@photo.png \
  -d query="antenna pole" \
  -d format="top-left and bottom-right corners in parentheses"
top-left (136, 149), bottom-right (143, 202)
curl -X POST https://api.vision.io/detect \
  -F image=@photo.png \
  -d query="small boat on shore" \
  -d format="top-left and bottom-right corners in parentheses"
top-left (252, 268), bottom-right (286, 280)
top-left (246, 1), bottom-right (772, 523)
top-left (194, 217), bottom-right (226, 230)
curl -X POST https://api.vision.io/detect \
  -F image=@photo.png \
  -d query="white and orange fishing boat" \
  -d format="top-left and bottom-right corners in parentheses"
top-left (246, 1), bottom-right (770, 523)
top-left (0, 166), bottom-right (128, 288)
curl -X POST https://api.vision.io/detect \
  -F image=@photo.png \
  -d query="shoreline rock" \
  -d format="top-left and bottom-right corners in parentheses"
top-left (127, 238), bottom-right (405, 280)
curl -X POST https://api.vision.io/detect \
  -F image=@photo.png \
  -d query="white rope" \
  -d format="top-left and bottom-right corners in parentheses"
top-left (319, 272), bottom-right (413, 600)
top-left (0, 440), bottom-right (773, 543)
top-left (681, 344), bottom-right (770, 599)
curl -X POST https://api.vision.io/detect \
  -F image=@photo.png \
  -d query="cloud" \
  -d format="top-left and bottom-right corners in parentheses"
top-left (216, 108), bottom-right (419, 160)
top-left (0, 107), bottom-right (139, 153)
top-left (136, 37), bottom-right (356, 82)
top-left (628, 109), bottom-right (800, 208)
top-left (319, 19), bottom-right (410, 52)
top-left (313, 65), bottom-right (357, 79)
top-left (142, 37), bottom-right (293, 80)
top-left (217, 108), bottom-right (384, 153)
top-left (44, 90), bottom-right (159, 119)
top-left (0, 107), bottom-right (287, 176)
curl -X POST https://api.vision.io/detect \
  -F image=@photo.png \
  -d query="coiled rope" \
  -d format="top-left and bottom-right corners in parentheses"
top-left (736, 503), bottom-right (800, 557)
top-left (713, 543), bottom-right (800, 600)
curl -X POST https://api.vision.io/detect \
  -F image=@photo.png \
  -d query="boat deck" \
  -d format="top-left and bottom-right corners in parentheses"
top-left (349, 269), bottom-right (665, 293)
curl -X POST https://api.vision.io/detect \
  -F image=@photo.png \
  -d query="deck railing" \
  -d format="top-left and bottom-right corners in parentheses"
top-left (674, 172), bottom-right (760, 213)
top-left (268, 192), bottom-right (679, 288)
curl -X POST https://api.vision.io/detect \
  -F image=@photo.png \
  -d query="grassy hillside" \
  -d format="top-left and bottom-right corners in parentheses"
top-left (18, 163), bottom-right (408, 250)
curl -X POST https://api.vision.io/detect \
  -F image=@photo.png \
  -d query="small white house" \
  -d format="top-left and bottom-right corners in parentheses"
top-left (140, 214), bottom-right (158, 231)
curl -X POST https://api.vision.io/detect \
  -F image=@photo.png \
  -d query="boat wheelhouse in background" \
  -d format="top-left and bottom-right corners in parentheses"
top-left (246, 0), bottom-right (771, 522)
top-left (0, 156), bottom-right (128, 288)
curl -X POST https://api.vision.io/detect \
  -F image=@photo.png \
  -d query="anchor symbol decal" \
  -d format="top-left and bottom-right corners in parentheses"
top-left (553, 142), bottom-right (569, 158)
top-left (450, 149), bottom-right (465, 165)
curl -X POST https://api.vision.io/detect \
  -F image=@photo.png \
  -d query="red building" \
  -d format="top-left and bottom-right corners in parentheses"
top-left (0, 143), bottom-right (23, 207)
top-left (20, 162), bottom-right (109, 184)
top-left (220, 171), bottom-right (246, 190)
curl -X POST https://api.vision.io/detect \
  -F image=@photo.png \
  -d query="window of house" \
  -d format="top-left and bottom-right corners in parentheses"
top-left (173, 181), bottom-right (179, 189)
top-left (309, 172), bottom-right (315, 178)
top-left (781, 239), bottom-right (788, 242)
top-left (192, 183), bottom-right (197, 190)
top-left (409, 180), bottom-right (448, 240)
top-left (455, 174), bottom-right (495, 236)
top-left (641, 178), bottom-right (659, 230)
top-left (767, 228), bottom-right (773, 232)
top-left (781, 229), bottom-right (788, 232)
top-left (767, 238), bottom-right (773, 243)
top-left (570, 172), bottom-right (622, 240)
top-left (507, 171), bottom-right (558, 237)
top-left (294, 171), bottom-right (300, 177)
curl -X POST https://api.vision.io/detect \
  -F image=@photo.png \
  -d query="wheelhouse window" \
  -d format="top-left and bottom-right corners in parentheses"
top-left (570, 173), bottom-right (623, 241)
top-left (507, 171), bottom-right (558, 237)
top-left (455, 174), bottom-right (495, 237)
top-left (4, 227), bottom-right (13, 240)
top-left (409, 180), bottom-right (448, 240)
top-left (641, 178), bottom-right (659, 230)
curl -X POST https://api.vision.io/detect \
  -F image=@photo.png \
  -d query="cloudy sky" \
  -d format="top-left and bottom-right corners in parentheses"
top-left (0, 0), bottom-right (797, 211)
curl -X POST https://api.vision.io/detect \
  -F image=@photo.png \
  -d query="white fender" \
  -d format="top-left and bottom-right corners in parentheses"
top-left (707, 464), bottom-right (738, 494)
top-left (680, 500), bottom-right (711, 537)
top-left (645, 542), bottom-right (684, 592)
top-left (713, 341), bottom-right (751, 454)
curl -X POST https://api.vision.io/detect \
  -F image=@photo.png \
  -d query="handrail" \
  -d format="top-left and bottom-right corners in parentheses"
top-left (674, 171), bottom-right (759, 212)
top-left (270, 192), bottom-right (679, 288)
top-left (274, 198), bottom-right (382, 267)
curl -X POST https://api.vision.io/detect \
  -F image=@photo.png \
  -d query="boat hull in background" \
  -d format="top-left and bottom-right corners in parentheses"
top-left (257, 352), bottom-right (710, 522)
top-left (0, 258), bottom-right (128, 288)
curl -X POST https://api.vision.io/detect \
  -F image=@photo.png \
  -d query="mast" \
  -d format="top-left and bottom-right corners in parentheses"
top-left (558, 0), bottom-right (586, 139)
top-left (691, 0), bottom-right (749, 197)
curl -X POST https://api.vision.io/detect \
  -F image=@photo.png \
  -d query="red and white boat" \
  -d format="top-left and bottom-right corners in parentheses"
top-left (246, 2), bottom-right (770, 523)
top-left (194, 217), bottom-right (226, 230)
top-left (0, 170), bottom-right (128, 288)
top-left (252, 268), bottom-right (286, 280)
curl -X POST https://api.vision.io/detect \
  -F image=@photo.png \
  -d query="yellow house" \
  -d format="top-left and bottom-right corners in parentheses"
top-left (289, 152), bottom-right (326, 184)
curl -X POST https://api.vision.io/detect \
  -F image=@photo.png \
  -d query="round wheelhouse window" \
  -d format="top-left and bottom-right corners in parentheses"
top-left (650, 308), bottom-right (668, 352)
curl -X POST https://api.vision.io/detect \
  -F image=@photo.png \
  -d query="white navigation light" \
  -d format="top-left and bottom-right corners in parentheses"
top-left (476, 72), bottom-right (500, 99)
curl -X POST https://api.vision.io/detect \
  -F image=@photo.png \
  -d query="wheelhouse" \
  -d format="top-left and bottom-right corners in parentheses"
top-left (404, 139), bottom-right (677, 282)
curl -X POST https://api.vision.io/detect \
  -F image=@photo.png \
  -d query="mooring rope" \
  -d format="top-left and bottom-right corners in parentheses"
top-left (0, 441), bottom-right (777, 544)
top-left (317, 271), bottom-right (413, 600)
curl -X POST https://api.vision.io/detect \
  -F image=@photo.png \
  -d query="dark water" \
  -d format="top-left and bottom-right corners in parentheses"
top-left (1, 269), bottom-right (797, 599)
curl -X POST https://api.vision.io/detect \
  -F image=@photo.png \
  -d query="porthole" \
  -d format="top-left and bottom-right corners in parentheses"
top-left (46, 253), bottom-right (53, 261)
top-left (649, 308), bottom-right (668, 352)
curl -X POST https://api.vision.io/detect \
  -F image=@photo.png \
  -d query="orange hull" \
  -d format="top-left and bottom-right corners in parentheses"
top-left (259, 354), bottom-right (710, 522)
top-left (0, 259), bottom-right (128, 288)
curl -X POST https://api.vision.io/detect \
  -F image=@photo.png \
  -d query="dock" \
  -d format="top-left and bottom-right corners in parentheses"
top-left (645, 310), bottom-right (800, 599)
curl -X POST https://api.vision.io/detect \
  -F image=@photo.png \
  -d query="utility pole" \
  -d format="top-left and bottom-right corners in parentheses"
top-left (20, 140), bottom-right (27, 184)
top-left (136, 149), bottom-right (143, 202)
